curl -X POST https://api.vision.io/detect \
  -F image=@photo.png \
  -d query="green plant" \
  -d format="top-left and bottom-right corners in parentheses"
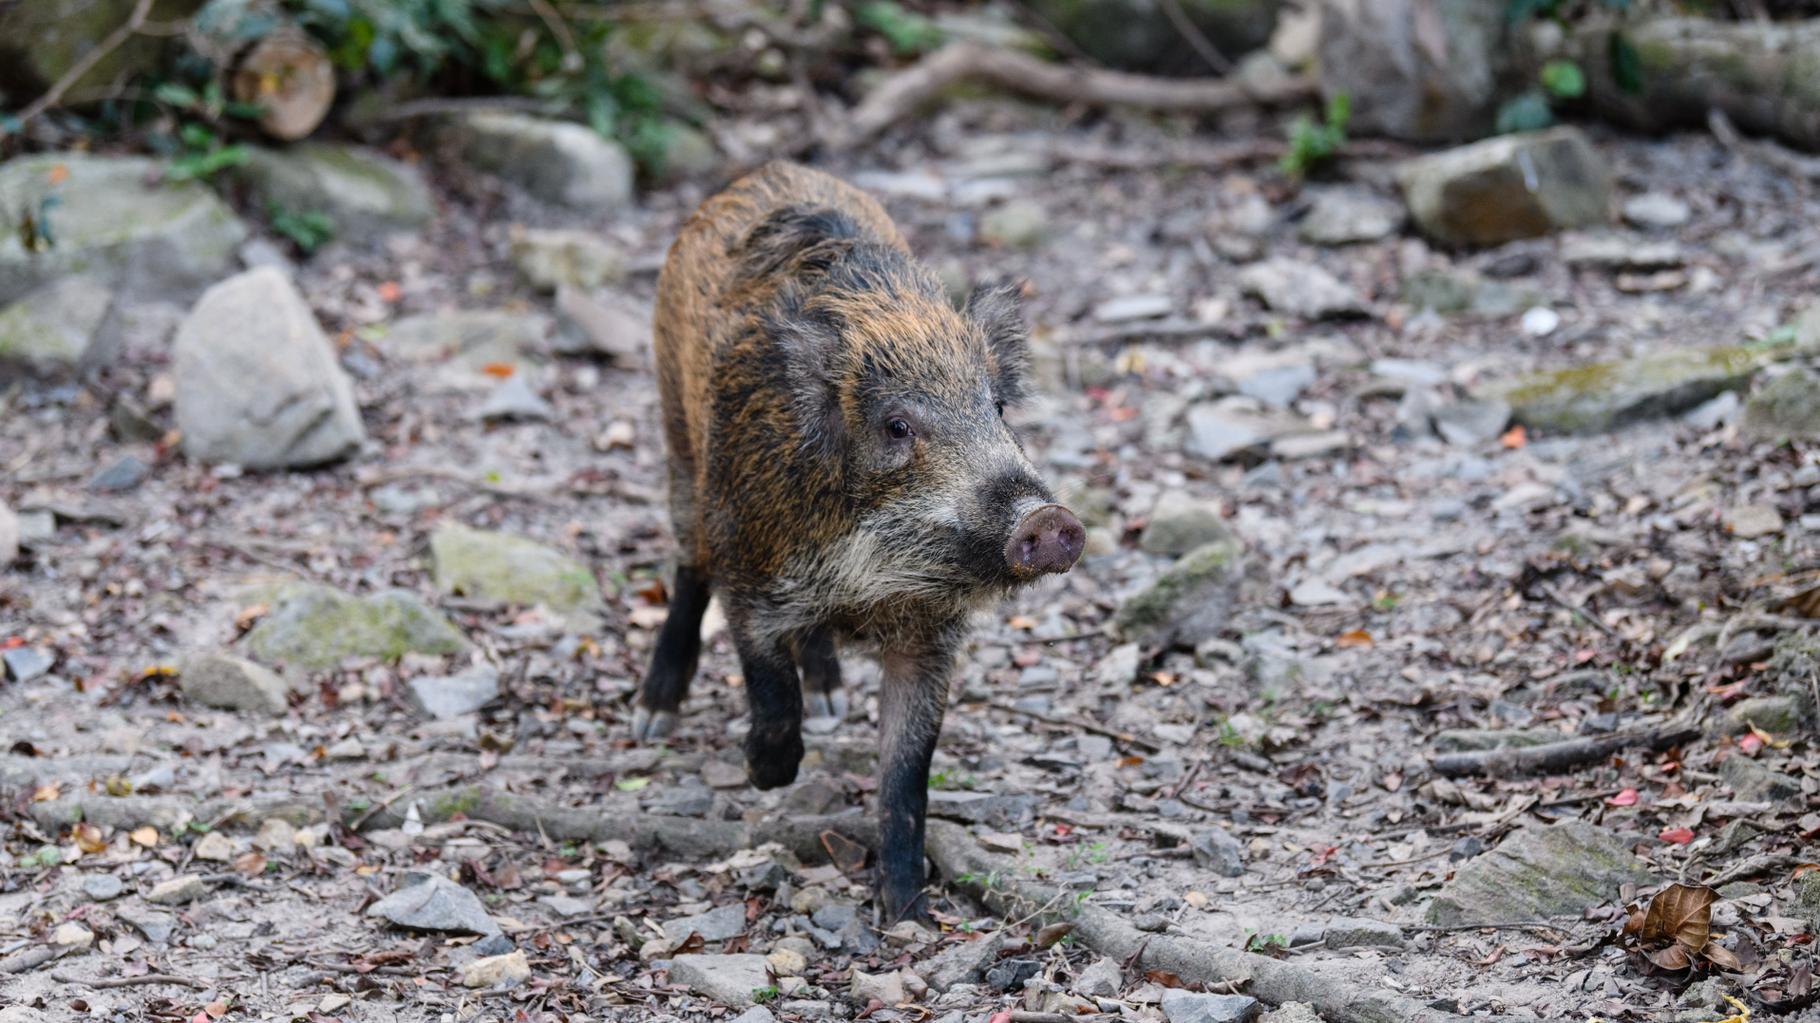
top-left (269, 204), bottom-right (335, 254)
top-left (1280, 92), bottom-right (1349, 179)
top-left (17, 846), bottom-right (62, 869)
top-left (751, 985), bottom-right (779, 1003)
top-left (1244, 929), bottom-right (1289, 953)
top-left (1498, 0), bottom-right (1641, 133)
top-left (855, 1), bottom-right (944, 55)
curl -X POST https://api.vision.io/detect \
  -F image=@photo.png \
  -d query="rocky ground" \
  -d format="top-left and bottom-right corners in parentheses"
top-left (2, 102), bottom-right (1819, 1023)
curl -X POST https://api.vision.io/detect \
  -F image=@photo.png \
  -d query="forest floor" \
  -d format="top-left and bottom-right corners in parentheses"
top-left (3, 99), bottom-right (1818, 1023)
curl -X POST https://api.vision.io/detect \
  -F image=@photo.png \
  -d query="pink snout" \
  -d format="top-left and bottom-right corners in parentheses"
top-left (1005, 503), bottom-right (1085, 579)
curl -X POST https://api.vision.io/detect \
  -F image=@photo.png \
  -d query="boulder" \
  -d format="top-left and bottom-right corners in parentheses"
top-left (444, 112), bottom-right (634, 211)
top-left (1024, 0), bottom-right (1279, 75)
top-left (172, 267), bottom-right (364, 468)
top-left (1427, 819), bottom-right (1653, 925)
top-left (509, 229), bottom-right (626, 292)
top-left (1400, 127), bottom-right (1610, 247)
top-left (668, 953), bottom-right (774, 1006)
top-left (0, 0), bottom-right (202, 97)
top-left (241, 583), bottom-right (467, 671)
top-left (429, 523), bottom-right (604, 624)
top-left (1492, 344), bottom-right (1768, 434)
top-left (0, 154), bottom-right (246, 304)
top-left (0, 276), bottom-right (113, 371)
top-left (180, 653), bottom-right (290, 715)
top-left (1113, 539), bottom-right (1247, 649)
top-left (1742, 366), bottom-right (1820, 440)
top-left (1318, 0), bottom-right (1507, 142)
top-left (235, 144), bottom-right (433, 244)
top-left (1139, 491), bottom-right (1232, 557)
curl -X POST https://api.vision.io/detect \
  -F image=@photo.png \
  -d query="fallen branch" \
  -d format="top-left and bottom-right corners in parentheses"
top-left (828, 42), bottom-right (1315, 150)
top-left (0, 944), bottom-right (63, 975)
top-left (50, 970), bottom-right (207, 990)
top-left (10, 0), bottom-right (157, 131)
top-left (923, 821), bottom-right (1483, 1023)
top-left (1429, 723), bottom-right (1701, 778)
top-left (981, 700), bottom-right (1162, 753)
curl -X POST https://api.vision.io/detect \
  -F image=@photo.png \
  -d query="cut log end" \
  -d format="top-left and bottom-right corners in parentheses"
top-left (233, 29), bottom-right (336, 142)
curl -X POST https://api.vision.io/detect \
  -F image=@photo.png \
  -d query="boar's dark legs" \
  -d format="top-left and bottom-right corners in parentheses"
top-left (735, 622), bottom-right (807, 790)
top-left (874, 628), bottom-right (961, 924)
top-left (796, 625), bottom-right (847, 720)
top-left (631, 564), bottom-right (712, 742)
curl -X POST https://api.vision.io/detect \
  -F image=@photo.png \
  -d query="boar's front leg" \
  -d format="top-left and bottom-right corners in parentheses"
top-left (875, 627), bottom-right (962, 923)
top-left (633, 564), bottom-right (712, 742)
top-left (733, 618), bottom-right (806, 790)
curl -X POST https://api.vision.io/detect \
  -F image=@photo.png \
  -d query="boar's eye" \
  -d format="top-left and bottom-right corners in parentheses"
top-left (887, 418), bottom-right (913, 440)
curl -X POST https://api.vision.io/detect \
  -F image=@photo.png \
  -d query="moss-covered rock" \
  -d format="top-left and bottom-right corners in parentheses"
top-left (236, 144), bottom-right (433, 244)
top-left (0, 154), bottom-right (246, 305)
top-left (241, 584), bottom-right (467, 671)
top-left (0, 276), bottom-right (112, 370)
top-left (1427, 819), bottom-right (1653, 925)
top-left (1492, 344), bottom-right (1773, 434)
top-left (1112, 538), bottom-right (1247, 649)
top-left (430, 523), bottom-right (604, 625)
top-left (1742, 366), bottom-right (1820, 440)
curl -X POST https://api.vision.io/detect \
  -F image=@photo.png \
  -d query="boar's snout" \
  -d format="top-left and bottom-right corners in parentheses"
top-left (1005, 503), bottom-right (1085, 579)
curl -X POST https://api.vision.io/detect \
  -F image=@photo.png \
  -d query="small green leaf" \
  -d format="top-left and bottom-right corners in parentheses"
top-left (615, 777), bottom-right (650, 792)
top-left (1495, 90), bottom-right (1555, 134)
top-left (1539, 59), bottom-right (1586, 99)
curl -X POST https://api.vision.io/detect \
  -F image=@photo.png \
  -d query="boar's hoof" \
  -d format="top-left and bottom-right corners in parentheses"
top-left (630, 705), bottom-right (676, 743)
top-left (804, 689), bottom-right (849, 721)
top-left (745, 725), bottom-right (805, 790)
top-left (1005, 503), bottom-right (1086, 579)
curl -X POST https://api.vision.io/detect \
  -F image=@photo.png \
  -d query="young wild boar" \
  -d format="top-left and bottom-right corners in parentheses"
top-left (632, 162), bottom-right (1084, 922)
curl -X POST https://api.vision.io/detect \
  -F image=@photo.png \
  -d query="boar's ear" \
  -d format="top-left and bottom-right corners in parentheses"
top-left (737, 205), bottom-right (860, 286)
top-left (767, 302), bottom-right (847, 459)
top-left (967, 281), bottom-right (1033, 406)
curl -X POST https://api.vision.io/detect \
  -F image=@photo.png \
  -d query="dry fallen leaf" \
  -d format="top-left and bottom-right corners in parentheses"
top-left (130, 826), bottom-right (159, 848)
top-left (71, 822), bottom-right (106, 855)
top-left (1336, 628), bottom-right (1374, 649)
top-left (31, 783), bottom-right (60, 802)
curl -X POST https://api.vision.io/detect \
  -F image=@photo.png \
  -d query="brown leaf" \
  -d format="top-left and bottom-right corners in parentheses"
top-left (1701, 940), bottom-right (1743, 972)
top-left (232, 851), bottom-right (266, 876)
top-left (1637, 883), bottom-right (1718, 958)
top-left (129, 826), bottom-right (159, 848)
top-left (1143, 969), bottom-right (1184, 988)
top-left (820, 830), bottom-right (869, 877)
top-left (1645, 943), bottom-right (1692, 971)
top-left (71, 822), bottom-right (106, 854)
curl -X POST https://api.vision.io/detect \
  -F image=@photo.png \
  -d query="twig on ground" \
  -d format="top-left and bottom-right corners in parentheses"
top-left (828, 42), bottom-right (1315, 149)
top-left (0, 945), bottom-right (62, 975)
top-left (1157, 0), bottom-right (1231, 72)
top-left (1709, 109), bottom-right (1820, 183)
top-left (50, 971), bottom-right (207, 990)
top-left (1429, 722), bottom-right (1702, 778)
top-left (981, 700), bottom-right (1163, 753)
top-left (1704, 852), bottom-right (1800, 889)
top-left (1538, 583), bottom-right (1623, 642)
top-left (11, 0), bottom-right (156, 130)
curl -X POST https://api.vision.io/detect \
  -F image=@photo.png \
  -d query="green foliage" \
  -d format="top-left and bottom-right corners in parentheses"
top-left (268, 204), bottom-right (335, 253)
top-left (1280, 92), bottom-right (1350, 179)
top-left (1539, 59), bottom-right (1585, 99)
top-left (292, 0), bottom-right (506, 77)
top-left (751, 985), bottom-right (780, 1003)
top-left (16, 846), bottom-right (62, 869)
top-left (1609, 32), bottom-right (1643, 94)
top-left (856, 1), bottom-right (945, 55)
top-left (167, 121), bottom-right (250, 182)
top-left (1244, 929), bottom-right (1289, 953)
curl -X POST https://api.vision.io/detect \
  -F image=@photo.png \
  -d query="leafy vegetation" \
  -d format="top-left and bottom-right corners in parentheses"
top-left (268, 204), bottom-right (335, 253)
top-left (1280, 92), bottom-right (1350, 179)
top-left (855, 1), bottom-right (945, 55)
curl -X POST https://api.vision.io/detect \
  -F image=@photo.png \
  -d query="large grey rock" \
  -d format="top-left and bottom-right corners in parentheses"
top-left (180, 653), bottom-right (290, 715)
top-left (668, 953), bottom-right (773, 1006)
top-left (1160, 989), bottom-right (1261, 1023)
top-left (662, 902), bottom-right (749, 944)
top-left (510, 229), bottom-right (626, 292)
top-left (1296, 187), bottom-right (1404, 245)
top-left (1492, 344), bottom-right (1769, 434)
top-left (1113, 539), bottom-right (1247, 649)
top-left (406, 665), bottom-right (500, 719)
top-left (1742, 366), bottom-right (1820, 440)
top-left (429, 523), bottom-right (604, 624)
top-left (0, 154), bottom-right (246, 304)
top-left (1400, 128), bottom-right (1610, 247)
top-left (445, 113), bottom-right (634, 211)
top-left (172, 267), bottom-right (364, 468)
top-left (1237, 259), bottom-right (1366, 319)
top-left (235, 144), bottom-right (433, 244)
top-left (366, 874), bottom-right (500, 935)
top-left (241, 583), bottom-right (467, 671)
top-left (1426, 819), bottom-right (1653, 925)
top-left (1025, 0), bottom-right (1279, 75)
top-left (1319, 0), bottom-right (1506, 142)
top-left (922, 934), bottom-right (1003, 992)
top-left (0, 276), bottom-right (113, 371)
top-left (1140, 491), bottom-right (1232, 557)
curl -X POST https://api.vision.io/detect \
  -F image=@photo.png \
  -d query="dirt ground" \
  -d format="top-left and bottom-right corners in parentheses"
top-left (3, 102), bottom-right (1818, 1023)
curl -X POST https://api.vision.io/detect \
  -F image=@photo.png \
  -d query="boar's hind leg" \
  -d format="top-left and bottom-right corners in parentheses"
top-left (797, 625), bottom-right (847, 720)
top-left (735, 623), bottom-right (806, 790)
top-left (874, 630), bottom-right (961, 924)
top-left (632, 564), bottom-right (711, 742)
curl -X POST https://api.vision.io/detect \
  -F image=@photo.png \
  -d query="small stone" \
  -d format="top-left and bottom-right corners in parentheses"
top-left (1113, 539), bottom-right (1247, 649)
top-left (474, 374), bottom-right (554, 422)
top-left (406, 665), bottom-right (500, 719)
top-left (241, 583), bottom-right (467, 671)
top-left (1160, 989), bottom-right (1261, 1023)
top-left (461, 950), bottom-right (531, 989)
top-left (553, 286), bottom-right (646, 360)
top-left (1072, 955), bottom-right (1122, 998)
top-left (1093, 294), bottom-right (1173, 323)
top-left (325, 736), bottom-right (365, 760)
top-left (984, 958), bottom-right (1041, 992)
top-left (1560, 235), bottom-right (1685, 272)
top-left (88, 454), bottom-right (150, 493)
top-left (1289, 578), bottom-right (1351, 607)
top-left (1622, 192), bottom-right (1691, 230)
top-left (365, 874), bottom-right (500, 935)
top-left (383, 309), bottom-right (551, 378)
top-left (255, 818), bottom-right (297, 852)
top-left (1190, 828), bottom-right (1246, 877)
top-left (119, 907), bottom-right (175, 944)
top-left (51, 922), bottom-right (94, 950)
top-left (148, 875), bottom-right (208, 905)
top-left (0, 276), bottom-right (114, 372)
top-left (1493, 344), bottom-right (1767, 434)
top-left (1743, 366), bottom-right (1820, 439)
top-left (1521, 306), bottom-right (1560, 337)
top-left (980, 199), bottom-right (1050, 248)
top-left (180, 653), bottom-right (290, 715)
top-left (667, 953), bottom-right (773, 1006)
top-left (2, 647), bottom-right (53, 682)
top-left (1270, 430), bottom-right (1351, 460)
top-left (1432, 398), bottom-right (1511, 447)
top-left (1237, 259), bottom-right (1366, 319)
top-left (1721, 755), bottom-right (1801, 802)
top-left (663, 902), bottom-right (748, 943)
top-left (1323, 918), bottom-right (1405, 949)
top-left (235, 143), bottom-right (433, 244)
top-left (510, 229), bottom-right (626, 292)
top-left (767, 947), bottom-right (807, 976)
top-left (1296, 187), bottom-right (1404, 245)
top-left (446, 112), bottom-right (634, 211)
top-left (1728, 504), bottom-right (1783, 539)
top-left (730, 1009), bottom-right (777, 1023)
top-left (192, 831), bottom-right (235, 862)
top-left (81, 874), bottom-right (124, 900)
top-left (430, 523), bottom-right (603, 625)
top-left (1259, 1003), bottom-right (1321, 1023)
top-left (701, 759), bottom-right (748, 788)
top-left (0, 501), bottom-right (16, 564)
top-left (849, 968), bottom-right (909, 1006)
top-left (1428, 819), bottom-right (1652, 925)
top-left (1399, 127), bottom-right (1610, 247)
top-left (923, 934), bottom-right (1002, 991)
top-left (1140, 491), bottom-right (1232, 557)
top-left (1725, 696), bottom-right (1805, 736)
